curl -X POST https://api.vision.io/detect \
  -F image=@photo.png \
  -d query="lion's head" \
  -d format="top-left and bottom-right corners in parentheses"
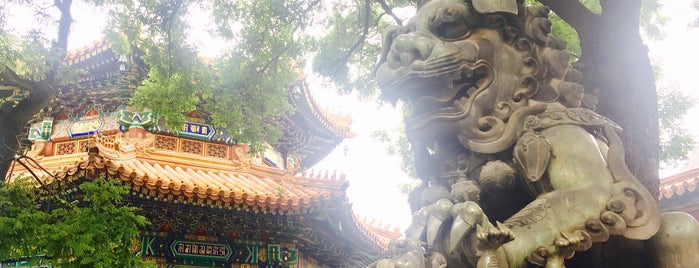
top-left (375, 0), bottom-right (590, 154)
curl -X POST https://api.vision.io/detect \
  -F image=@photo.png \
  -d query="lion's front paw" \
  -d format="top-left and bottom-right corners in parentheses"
top-left (528, 230), bottom-right (593, 267)
top-left (474, 223), bottom-right (514, 268)
top-left (554, 230), bottom-right (592, 250)
top-left (476, 222), bottom-right (515, 252)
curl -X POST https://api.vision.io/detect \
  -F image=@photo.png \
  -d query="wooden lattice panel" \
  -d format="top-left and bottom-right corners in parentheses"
top-left (155, 135), bottom-right (178, 151)
top-left (181, 140), bottom-right (203, 155)
top-left (79, 140), bottom-right (89, 153)
top-left (206, 143), bottom-right (228, 159)
top-left (56, 142), bottom-right (77, 155)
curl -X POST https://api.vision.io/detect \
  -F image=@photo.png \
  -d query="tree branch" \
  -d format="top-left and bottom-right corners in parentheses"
top-left (538, 0), bottom-right (599, 31)
top-left (1, 67), bottom-right (55, 131)
top-left (376, 0), bottom-right (403, 26)
top-left (1, 67), bottom-right (34, 91)
top-left (52, 0), bottom-right (73, 53)
top-left (301, 0), bottom-right (322, 17)
top-left (329, 0), bottom-right (372, 76)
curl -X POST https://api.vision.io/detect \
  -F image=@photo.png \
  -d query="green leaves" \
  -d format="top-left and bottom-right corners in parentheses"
top-left (311, 0), bottom-right (388, 97)
top-left (105, 0), bottom-right (303, 151)
top-left (658, 88), bottom-right (696, 165)
top-left (641, 0), bottom-right (666, 40)
top-left (0, 31), bottom-right (53, 81)
top-left (0, 177), bottom-right (150, 267)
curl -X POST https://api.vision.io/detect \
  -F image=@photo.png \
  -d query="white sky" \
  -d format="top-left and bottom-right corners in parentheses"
top-left (647, 0), bottom-right (699, 175)
top-left (7, 0), bottom-right (699, 231)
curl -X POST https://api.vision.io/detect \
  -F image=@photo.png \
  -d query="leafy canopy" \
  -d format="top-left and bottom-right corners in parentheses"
top-left (0, 176), bottom-right (150, 267)
top-left (1, 0), bottom-right (686, 156)
top-left (84, 0), bottom-right (411, 150)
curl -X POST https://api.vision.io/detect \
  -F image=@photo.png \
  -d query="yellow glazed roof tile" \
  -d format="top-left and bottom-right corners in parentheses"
top-left (7, 135), bottom-right (349, 214)
top-left (660, 167), bottom-right (699, 200)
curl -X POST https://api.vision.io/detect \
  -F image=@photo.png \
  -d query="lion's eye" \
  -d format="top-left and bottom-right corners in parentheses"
top-left (429, 20), bottom-right (469, 40)
top-left (428, 4), bottom-right (471, 40)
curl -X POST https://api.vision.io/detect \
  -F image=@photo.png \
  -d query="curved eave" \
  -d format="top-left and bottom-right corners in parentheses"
top-left (6, 149), bottom-right (349, 215)
top-left (354, 215), bottom-right (403, 250)
top-left (278, 82), bottom-right (355, 168)
top-left (288, 81), bottom-right (353, 139)
top-left (659, 167), bottom-right (699, 201)
top-left (63, 39), bottom-right (111, 66)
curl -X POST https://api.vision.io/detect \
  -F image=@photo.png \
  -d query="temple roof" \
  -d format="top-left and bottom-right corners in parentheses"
top-left (6, 40), bottom-right (396, 265)
top-left (660, 145), bottom-right (699, 201)
top-left (289, 80), bottom-right (353, 138)
top-left (63, 39), bottom-right (111, 66)
top-left (44, 41), bottom-right (353, 168)
top-left (8, 133), bottom-right (348, 214)
top-left (353, 216), bottom-right (402, 250)
top-left (6, 132), bottom-right (400, 264)
top-left (659, 167), bottom-right (699, 201)
top-left (276, 81), bottom-right (355, 169)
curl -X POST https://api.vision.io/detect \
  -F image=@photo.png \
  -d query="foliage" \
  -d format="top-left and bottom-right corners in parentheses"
top-left (99, 0), bottom-right (308, 151)
top-left (641, 0), bottom-right (667, 40)
top-left (658, 87), bottom-right (696, 166)
top-left (311, 0), bottom-right (389, 97)
top-left (2, 0), bottom-right (678, 161)
top-left (526, 0), bottom-right (664, 59)
top-left (0, 176), bottom-right (150, 267)
top-left (96, 0), bottom-right (415, 148)
top-left (0, 0), bottom-right (690, 183)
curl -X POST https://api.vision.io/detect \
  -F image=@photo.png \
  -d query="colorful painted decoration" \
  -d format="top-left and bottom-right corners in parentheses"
top-left (69, 118), bottom-right (102, 138)
top-left (170, 240), bottom-right (232, 261)
top-left (117, 110), bottom-right (158, 130)
top-left (179, 122), bottom-right (216, 139)
top-left (28, 118), bottom-right (54, 141)
top-left (141, 236), bottom-right (298, 268)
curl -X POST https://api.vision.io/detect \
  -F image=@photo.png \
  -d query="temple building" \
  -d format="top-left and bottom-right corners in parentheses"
top-left (5, 40), bottom-right (400, 267)
top-left (659, 149), bottom-right (699, 219)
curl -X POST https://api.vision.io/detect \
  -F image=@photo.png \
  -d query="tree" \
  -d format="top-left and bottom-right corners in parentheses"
top-left (0, 0), bottom-right (683, 266)
top-left (0, 0), bottom-right (302, 176)
top-left (0, 0), bottom-right (678, 215)
top-left (0, 175), bottom-right (150, 267)
top-left (0, 0), bottom-right (74, 177)
top-left (658, 85), bottom-right (695, 167)
top-left (0, 0), bottom-right (678, 192)
top-left (528, 2), bottom-right (678, 266)
top-left (538, 0), bottom-right (661, 198)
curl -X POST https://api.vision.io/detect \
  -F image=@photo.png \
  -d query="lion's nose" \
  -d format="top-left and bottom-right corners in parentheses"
top-left (388, 34), bottom-right (435, 68)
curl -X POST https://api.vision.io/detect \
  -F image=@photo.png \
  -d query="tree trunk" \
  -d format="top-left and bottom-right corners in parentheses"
top-left (577, 0), bottom-right (660, 198)
top-left (0, 112), bottom-right (20, 179)
top-left (543, 0), bottom-right (659, 200)
top-left (0, 78), bottom-right (56, 178)
top-left (547, 1), bottom-right (659, 267)
top-left (1, 0), bottom-right (72, 179)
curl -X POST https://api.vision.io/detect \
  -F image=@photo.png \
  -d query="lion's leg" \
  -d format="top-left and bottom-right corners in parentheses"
top-left (646, 212), bottom-right (699, 268)
top-left (494, 125), bottom-right (616, 267)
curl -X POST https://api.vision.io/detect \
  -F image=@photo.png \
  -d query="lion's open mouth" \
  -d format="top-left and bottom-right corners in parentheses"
top-left (377, 37), bottom-right (483, 94)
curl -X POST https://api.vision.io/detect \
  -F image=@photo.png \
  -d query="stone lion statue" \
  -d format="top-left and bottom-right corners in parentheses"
top-left (371, 0), bottom-right (699, 267)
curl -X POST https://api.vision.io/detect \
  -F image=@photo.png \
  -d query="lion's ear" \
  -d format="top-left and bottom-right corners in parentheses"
top-left (374, 25), bottom-right (401, 74)
top-left (471, 0), bottom-right (518, 14)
